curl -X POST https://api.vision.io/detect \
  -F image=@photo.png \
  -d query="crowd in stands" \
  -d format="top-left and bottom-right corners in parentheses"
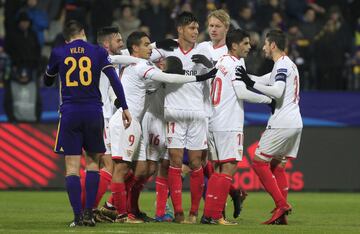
top-left (0, 0), bottom-right (360, 94)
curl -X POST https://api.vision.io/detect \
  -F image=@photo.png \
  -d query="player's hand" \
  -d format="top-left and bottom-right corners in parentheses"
top-left (235, 66), bottom-right (255, 88)
top-left (155, 39), bottom-right (178, 51)
top-left (191, 54), bottom-right (213, 68)
top-left (195, 68), bottom-right (218, 82)
top-left (122, 109), bottom-right (132, 129)
top-left (43, 74), bottom-right (55, 86)
top-left (114, 98), bottom-right (121, 109)
top-left (268, 99), bottom-right (276, 114)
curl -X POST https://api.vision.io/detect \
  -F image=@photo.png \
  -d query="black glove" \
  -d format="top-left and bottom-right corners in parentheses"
top-left (114, 98), bottom-right (121, 109)
top-left (191, 54), bottom-right (213, 68)
top-left (155, 39), bottom-right (178, 51)
top-left (196, 68), bottom-right (217, 82)
top-left (268, 99), bottom-right (276, 114)
top-left (43, 74), bottom-right (55, 86)
top-left (235, 66), bottom-right (255, 88)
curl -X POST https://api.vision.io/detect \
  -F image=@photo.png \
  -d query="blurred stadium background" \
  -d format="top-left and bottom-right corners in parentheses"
top-left (0, 0), bottom-right (359, 192)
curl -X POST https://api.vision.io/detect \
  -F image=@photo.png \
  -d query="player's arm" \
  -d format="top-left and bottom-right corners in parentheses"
top-left (248, 73), bottom-right (271, 85)
top-left (43, 48), bottom-right (59, 86)
top-left (103, 66), bottom-right (128, 110)
top-left (109, 55), bottom-right (141, 65)
top-left (149, 68), bottom-right (217, 83)
top-left (236, 66), bottom-right (285, 99)
top-left (232, 80), bottom-right (272, 103)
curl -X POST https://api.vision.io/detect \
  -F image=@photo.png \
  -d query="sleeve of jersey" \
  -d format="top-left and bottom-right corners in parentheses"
top-left (103, 66), bottom-right (128, 110)
top-left (109, 55), bottom-right (141, 65)
top-left (249, 73), bottom-right (271, 85)
top-left (253, 80), bottom-right (286, 99)
top-left (232, 80), bottom-right (272, 103)
top-left (44, 48), bottom-right (59, 86)
top-left (140, 61), bottom-right (196, 83)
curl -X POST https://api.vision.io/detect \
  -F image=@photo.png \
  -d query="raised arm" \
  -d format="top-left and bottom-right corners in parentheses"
top-left (249, 73), bottom-right (271, 85)
top-left (109, 55), bottom-right (141, 65)
top-left (150, 68), bottom-right (217, 84)
top-left (233, 81), bottom-right (272, 103)
top-left (236, 66), bottom-right (285, 99)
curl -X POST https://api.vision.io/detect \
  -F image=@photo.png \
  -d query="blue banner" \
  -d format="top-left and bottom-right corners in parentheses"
top-left (0, 88), bottom-right (359, 126)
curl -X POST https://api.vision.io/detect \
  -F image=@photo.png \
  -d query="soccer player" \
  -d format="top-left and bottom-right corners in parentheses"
top-left (236, 29), bottom-right (302, 224)
top-left (149, 12), bottom-right (214, 224)
top-left (44, 20), bottom-right (131, 227)
top-left (79, 26), bottom-right (141, 223)
top-left (109, 31), bottom-right (216, 223)
top-left (198, 9), bottom-right (248, 219)
top-left (201, 29), bottom-right (272, 225)
top-left (141, 56), bottom-right (186, 222)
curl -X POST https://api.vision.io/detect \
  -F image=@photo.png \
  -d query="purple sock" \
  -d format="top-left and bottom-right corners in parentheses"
top-left (85, 171), bottom-right (100, 209)
top-left (65, 175), bottom-right (82, 216)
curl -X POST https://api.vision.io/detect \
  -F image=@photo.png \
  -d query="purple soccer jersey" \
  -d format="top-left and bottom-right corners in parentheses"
top-left (46, 39), bottom-right (118, 155)
top-left (46, 39), bottom-right (112, 111)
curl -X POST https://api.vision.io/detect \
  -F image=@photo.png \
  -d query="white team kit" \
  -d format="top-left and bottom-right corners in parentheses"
top-left (141, 84), bottom-right (169, 161)
top-left (151, 43), bottom-right (212, 150)
top-left (208, 54), bottom-right (271, 163)
top-left (208, 55), bottom-right (246, 162)
top-left (109, 59), bottom-right (159, 162)
top-left (255, 56), bottom-right (303, 161)
top-left (99, 65), bottom-right (119, 155)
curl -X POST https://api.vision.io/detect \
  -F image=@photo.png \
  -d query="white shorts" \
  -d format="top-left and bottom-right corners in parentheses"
top-left (103, 118), bottom-right (111, 155)
top-left (166, 119), bottom-right (207, 150)
top-left (208, 131), bottom-right (243, 163)
top-left (109, 110), bottom-right (143, 162)
top-left (141, 112), bottom-right (168, 161)
top-left (255, 128), bottom-right (302, 162)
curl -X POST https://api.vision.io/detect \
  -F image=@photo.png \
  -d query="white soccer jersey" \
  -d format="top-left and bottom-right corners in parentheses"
top-left (120, 59), bottom-right (159, 122)
top-left (198, 41), bottom-right (228, 118)
top-left (267, 56), bottom-right (303, 128)
top-left (198, 41), bottom-right (228, 62)
top-left (99, 65), bottom-right (120, 118)
top-left (146, 83), bottom-right (165, 119)
top-left (151, 43), bottom-right (212, 119)
top-left (209, 54), bottom-right (246, 132)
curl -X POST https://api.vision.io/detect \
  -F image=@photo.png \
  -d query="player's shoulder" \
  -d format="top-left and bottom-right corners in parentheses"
top-left (275, 56), bottom-right (292, 73)
top-left (217, 54), bottom-right (238, 67)
top-left (197, 41), bottom-right (212, 49)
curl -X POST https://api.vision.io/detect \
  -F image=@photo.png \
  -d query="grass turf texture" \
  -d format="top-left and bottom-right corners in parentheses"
top-left (0, 191), bottom-right (359, 233)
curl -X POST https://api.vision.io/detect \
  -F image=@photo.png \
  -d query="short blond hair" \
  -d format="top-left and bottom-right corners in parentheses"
top-left (207, 9), bottom-right (230, 29)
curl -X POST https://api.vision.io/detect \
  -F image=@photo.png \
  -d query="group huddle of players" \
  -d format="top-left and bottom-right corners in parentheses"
top-left (44, 9), bottom-right (302, 227)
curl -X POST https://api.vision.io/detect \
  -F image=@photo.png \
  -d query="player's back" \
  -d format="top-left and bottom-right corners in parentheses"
top-left (209, 55), bottom-right (245, 132)
top-left (50, 39), bottom-right (111, 111)
top-left (268, 56), bottom-right (302, 128)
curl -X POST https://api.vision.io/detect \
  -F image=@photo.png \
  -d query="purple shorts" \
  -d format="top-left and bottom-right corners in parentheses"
top-left (54, 110), bottom-right (105, 155)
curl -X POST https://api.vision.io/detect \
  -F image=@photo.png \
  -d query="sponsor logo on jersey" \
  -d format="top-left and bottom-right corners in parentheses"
top-left (185, 70), bottom-right (197, 76)
top-left (277, 68), bottom-right (287, 73)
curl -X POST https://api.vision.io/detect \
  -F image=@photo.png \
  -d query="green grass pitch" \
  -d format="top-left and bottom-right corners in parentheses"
top-left (0, 191), bottom-right (359, 233)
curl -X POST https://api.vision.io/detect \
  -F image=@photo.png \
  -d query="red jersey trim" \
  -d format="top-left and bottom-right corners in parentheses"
top-left (179, 45), bottom-right (194, 55)
top-left (143, 67), bottom-right (155, 79)
top-left (213, 43), bottom-right (226, 49)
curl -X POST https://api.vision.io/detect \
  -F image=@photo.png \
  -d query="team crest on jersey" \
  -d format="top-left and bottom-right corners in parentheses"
top-left (277, 68), bottom-right (287, 73)
top-left (167, 137), bottom-right (172, 145)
